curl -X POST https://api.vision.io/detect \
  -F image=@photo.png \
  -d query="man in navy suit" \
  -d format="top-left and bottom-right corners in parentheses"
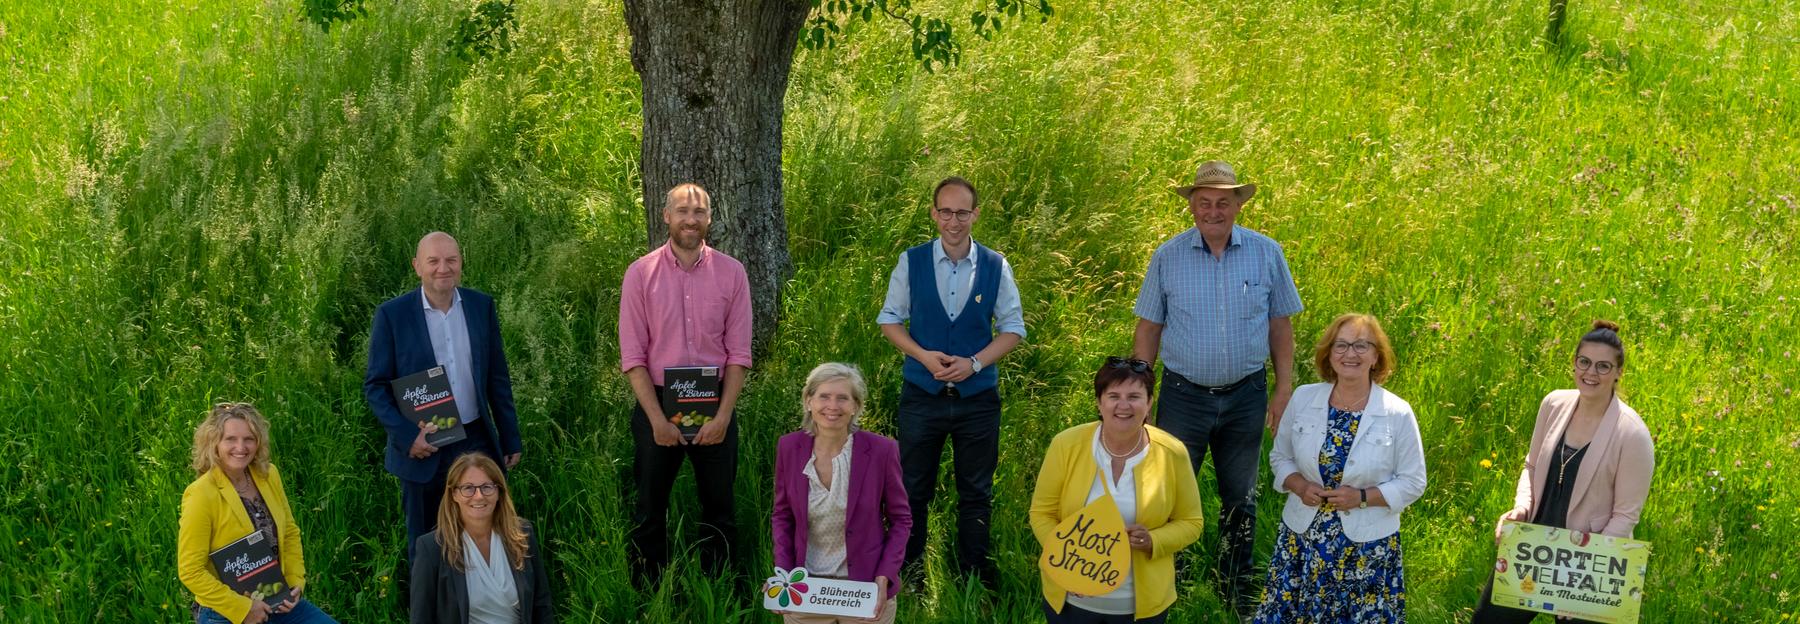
top-left (364, 231), bottom-right (523, 561)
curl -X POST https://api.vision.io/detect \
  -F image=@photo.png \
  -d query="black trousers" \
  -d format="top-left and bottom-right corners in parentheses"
top-left (626, 394), bottom-right (739, 579)
top-left (400, 420), bottom-right (501, 562)
top-left (1154, 369), bottom-right (1267, 607)
top-left (1472, 569), bottom-right (1602, 624)
top-left (1041, 600), bottom-right (1168, 623)
top-left (897, 383), bottom-right (1001, 578)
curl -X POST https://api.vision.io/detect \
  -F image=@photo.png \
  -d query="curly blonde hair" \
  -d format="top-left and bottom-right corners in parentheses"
top-left (190, 402), bottom-right (273, 476)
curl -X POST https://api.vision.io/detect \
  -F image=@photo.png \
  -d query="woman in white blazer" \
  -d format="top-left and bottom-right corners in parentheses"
top-left (1252, 313), bottom-right (1427, 623)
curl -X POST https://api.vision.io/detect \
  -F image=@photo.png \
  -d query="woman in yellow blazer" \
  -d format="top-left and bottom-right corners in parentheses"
top-left (1030, 357), bottom-right (1205, 623)
top-left (1473, 320), bottom-right (1655, 623)
top-left (177, 403), bottom-right (337, 624)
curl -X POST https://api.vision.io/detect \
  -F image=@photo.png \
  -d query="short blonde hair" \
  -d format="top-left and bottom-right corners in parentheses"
top-left (665, 182), bottom-right (712, 211)
top-left (190, 402), bottom-right (273, 476)
top-left (1312, 313), bottom-right (1398, 384)
top-left (800, 362), bottom-right (868, 434)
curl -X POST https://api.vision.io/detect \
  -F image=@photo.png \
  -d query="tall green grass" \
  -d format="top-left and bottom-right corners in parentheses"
top-left (0, 0), bottom-right (1794, 621)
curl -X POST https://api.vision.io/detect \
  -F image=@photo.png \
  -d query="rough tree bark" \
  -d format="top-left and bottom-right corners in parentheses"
top-left (624, 0), bottom-right (810, 351)
top-left (1545, 0), bottom-right (1569, 44)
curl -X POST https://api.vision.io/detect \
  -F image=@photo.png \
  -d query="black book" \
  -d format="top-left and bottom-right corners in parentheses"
top-left (661, 366), bottom-right (722, 442)
top-left (208, 529), bottom-right (288, 608)
top-left (389, 366), bottom-right (468, 447)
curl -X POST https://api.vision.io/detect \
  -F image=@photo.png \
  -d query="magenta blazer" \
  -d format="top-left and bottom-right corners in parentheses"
top-left (771, 430), bottom-right (911, 588)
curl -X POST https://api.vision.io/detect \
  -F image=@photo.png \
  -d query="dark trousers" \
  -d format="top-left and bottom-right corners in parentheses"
top-left (401, 419), bottom-right (501, 562)
top-left (1472, 570), bottom-right (1602, 624)
top-left (1153, 368), bottom-right (1266, 607)
top-left (897, 383), bottom-right (1001, 578)
top-left (1041, 600), bottom-right (1167, 623)
top-left (627, 396), bottom-right (739, 579)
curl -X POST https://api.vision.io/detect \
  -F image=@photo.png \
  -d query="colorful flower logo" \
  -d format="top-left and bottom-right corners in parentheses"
top-left (765, 567), bottom-right (810, 608)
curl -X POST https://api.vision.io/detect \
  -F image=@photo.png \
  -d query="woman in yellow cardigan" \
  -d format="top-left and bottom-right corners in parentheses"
top-left (1031, 358), bottom-right (1206, 623)
top-left (177, 403), bottom-right (337, 624)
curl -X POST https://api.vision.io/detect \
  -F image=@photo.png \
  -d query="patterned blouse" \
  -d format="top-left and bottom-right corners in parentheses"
top-left (803, 442), bottom-right (853, 578)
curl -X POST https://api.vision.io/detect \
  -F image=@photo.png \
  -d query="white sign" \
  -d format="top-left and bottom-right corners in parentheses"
top-left (762, 566), bottom-right (880, 619)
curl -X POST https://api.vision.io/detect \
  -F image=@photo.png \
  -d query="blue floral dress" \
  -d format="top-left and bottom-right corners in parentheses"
top-left (1252, 406), bottom-right (1406, 623)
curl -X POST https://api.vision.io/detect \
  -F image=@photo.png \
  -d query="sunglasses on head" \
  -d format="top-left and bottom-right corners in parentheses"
top-left (1105, 356), bottom-right (1150, 373)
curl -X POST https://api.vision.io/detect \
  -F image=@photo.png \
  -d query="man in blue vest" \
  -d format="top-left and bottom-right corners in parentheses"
top-left (878, 176), bottom-right (1025, 589)
top-left (364, 231), bottom-right (523, 563)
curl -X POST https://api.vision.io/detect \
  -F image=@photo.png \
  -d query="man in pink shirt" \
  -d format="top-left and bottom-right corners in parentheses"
top-left (618, 183), bottom-right (754, 581)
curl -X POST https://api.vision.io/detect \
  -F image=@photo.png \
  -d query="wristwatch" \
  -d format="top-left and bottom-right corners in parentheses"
top-left (1358, 488), bottom-right (1368, 509)
top-left (969, 356), bottom-right (983, 373)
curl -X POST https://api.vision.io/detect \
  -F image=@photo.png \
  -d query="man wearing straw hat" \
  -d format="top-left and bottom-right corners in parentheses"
top-left (1131, 160), bottom-right (1302, 613)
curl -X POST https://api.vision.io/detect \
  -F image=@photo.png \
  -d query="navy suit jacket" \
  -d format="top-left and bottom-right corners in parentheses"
top-left (365, 288), bottom-right (521, 483)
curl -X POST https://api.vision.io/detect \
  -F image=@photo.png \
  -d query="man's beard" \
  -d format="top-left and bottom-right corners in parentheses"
top-left (672, 227), bottom-right (708, 250)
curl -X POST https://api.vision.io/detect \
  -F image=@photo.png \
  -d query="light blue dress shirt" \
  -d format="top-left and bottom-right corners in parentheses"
top-left (1134, 226), bottom-right (1303, 386)
top-left (421, 288), bottom-right (480, 424)
top-left (876, 238), bottom-right (1027, 338)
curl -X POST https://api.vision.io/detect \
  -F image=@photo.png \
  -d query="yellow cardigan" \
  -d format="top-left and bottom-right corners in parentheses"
top-left (177, 465), bottom-right (308, 624)
top-left (1030, 422), bottom-right (1205, 618)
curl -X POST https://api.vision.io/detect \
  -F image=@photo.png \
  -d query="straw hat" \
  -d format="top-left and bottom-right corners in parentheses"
top-left (1173, 160), bottom-right (1256, 202)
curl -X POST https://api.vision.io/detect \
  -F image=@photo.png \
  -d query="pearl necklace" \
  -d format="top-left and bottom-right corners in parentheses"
top-left (1103, 428), bottom-right (1147, 459)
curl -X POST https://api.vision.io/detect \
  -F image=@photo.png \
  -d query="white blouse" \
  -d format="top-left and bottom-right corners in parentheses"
top-left (461, 531), bottom-right (520, 624)
top-left (802, 441), bottom-right (854, 578)
top-left (1067, 427), bottom-right (1147, 616)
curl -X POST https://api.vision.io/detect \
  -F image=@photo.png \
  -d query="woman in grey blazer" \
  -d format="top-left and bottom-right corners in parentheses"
top-left (411, 453), bottom-right (555, 624)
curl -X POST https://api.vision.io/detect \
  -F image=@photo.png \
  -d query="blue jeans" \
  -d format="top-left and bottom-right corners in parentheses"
top-left (1153, 368), bottom-right (1267, 606)
top-left (196, 599), bottom-right (336, 624)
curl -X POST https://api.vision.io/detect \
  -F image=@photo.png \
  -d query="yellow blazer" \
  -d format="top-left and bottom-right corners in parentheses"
top-left (177, 465), bottom-right (308, 624)
top-left (1030, 422), bottom-right (1204, 619)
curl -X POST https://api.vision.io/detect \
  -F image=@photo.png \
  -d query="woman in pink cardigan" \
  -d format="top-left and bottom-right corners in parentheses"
top-left (1473, 320), bottom-right (1655, 623)
top-left (770, 363), bottom-right (911, 624)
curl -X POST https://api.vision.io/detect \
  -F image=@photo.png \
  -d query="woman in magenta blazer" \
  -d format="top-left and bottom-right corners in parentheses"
top-left (771, 363), bottom-right (911, 624)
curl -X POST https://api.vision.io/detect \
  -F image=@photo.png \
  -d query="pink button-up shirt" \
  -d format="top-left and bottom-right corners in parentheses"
top-left (618, 242), bottom-right (754, 385)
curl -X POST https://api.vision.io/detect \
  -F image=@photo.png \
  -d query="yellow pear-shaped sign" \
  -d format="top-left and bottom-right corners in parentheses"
top-left (1039, 494), bottom-right (1132, 596)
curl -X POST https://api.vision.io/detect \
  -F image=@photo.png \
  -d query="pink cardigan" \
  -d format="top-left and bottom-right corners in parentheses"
top-left (771, 430), bottom-right (911, 587)
top-left (1509, 390), bottom-right (1656, 537)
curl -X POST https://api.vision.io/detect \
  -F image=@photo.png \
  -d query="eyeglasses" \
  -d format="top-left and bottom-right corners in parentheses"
top-left (1331, 340), bottom-right (1374, 355)
top-left (1105, 356), bottom-right (1150, 373)
top-left (454, 483), bottom-right (500, 498)
top-left (933, 208), bottom-right (976, 222)
top-left (1574, 356), bottom-right (1618, 376)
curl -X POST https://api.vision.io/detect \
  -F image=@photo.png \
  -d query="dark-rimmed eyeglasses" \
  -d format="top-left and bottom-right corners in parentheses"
top-left (1331, 341), bottom-right (1374, 355)
top-left (1105, 356), bottom-right (1150, 373)
top-left (453, 483), bottom-right (500, 498)
top-left (933, 208), bottom-right (975, 222)
top-left (1574, 356), bottom-right (1617, 376)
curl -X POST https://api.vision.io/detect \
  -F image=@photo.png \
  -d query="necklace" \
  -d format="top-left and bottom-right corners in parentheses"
top-left (1556, 442), bottom-right (1587, 485)
top-left (1103, 429), bottom-right (1146, 459)
top-left (1329, 385), bottom-right (1370, 412)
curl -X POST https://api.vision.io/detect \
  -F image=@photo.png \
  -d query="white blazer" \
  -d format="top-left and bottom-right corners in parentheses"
top-left (1270, 382), bottom-right (1428, 542)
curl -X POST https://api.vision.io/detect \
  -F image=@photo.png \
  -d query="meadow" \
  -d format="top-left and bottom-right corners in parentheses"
top-left (1, 0), bottom-right (1796, 621)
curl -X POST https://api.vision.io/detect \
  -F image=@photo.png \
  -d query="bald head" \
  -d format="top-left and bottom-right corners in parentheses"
top-left (413, 231), bottom-right (464, 303)
top-left (416, 231), bottom-right (460, 258)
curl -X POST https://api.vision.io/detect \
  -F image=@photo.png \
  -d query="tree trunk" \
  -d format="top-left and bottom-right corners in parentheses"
top-left (1545, 0), bottom-right (1569, 44)
top-left (624, 0), bottom-right (809, 352)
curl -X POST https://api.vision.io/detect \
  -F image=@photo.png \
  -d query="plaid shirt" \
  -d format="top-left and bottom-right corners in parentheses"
top-left (1134, 225), bottom-right (1303, 386)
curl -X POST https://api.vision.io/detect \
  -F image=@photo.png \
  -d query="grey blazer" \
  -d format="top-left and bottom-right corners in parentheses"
top-left (410, 524), bottom-right (555, 624)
